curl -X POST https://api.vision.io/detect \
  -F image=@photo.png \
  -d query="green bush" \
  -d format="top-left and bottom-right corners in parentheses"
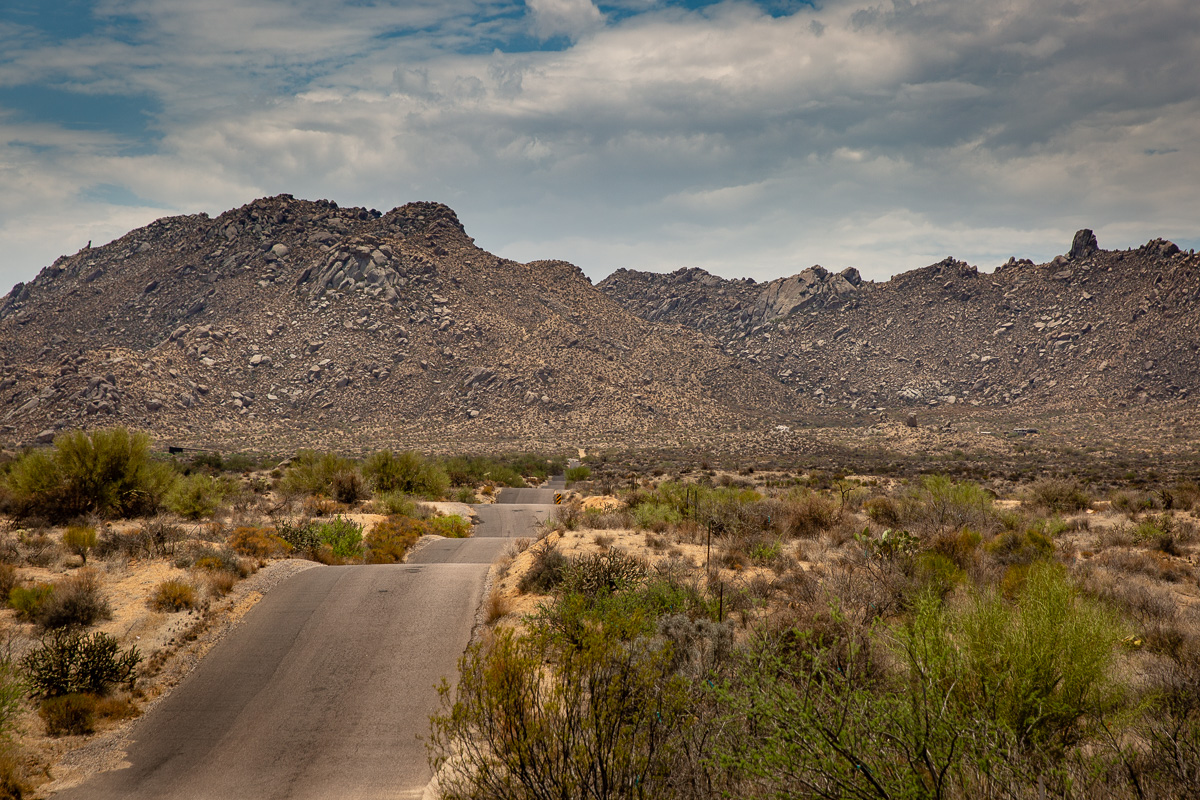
top-left (275, 518), bottom-right (321, 555)
top-left (8, 584), bottom-right (53, 621)
top-left (632, 501), bottom-right (682, 532)
top-left (21, 629), bottom-right (141, 697)
top-left (371, 490), bottom-right (418, 516)
top-left (429, 624), bottom-right (692, 800)
top-left (316, 516), bottom-right (363, 560)
top-left (39, 693), bottom-right (97, 736)
top-left (362, 450), bottom-right (448, 498)
top-left (62, 526), bottom-right (98, 563)
top-left (280, 450), bottom-right (360, 499)
top-left (428, 515), bottom-right (470, 538)
top-left (1, 428), bottom-right (175, 522)
top-left (164, 473), bottom-right (227, 519)
top-left (565, 465), bottom-right (591, 484)
top-left (950, 562), bottom-right (1124, 750)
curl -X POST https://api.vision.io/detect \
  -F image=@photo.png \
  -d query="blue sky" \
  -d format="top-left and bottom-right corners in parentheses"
top-left (1, 0), bottom-right (1198, 292)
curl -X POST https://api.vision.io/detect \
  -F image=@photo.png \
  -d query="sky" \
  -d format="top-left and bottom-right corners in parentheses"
top-left (1, 0), bottom-right (1198, 292)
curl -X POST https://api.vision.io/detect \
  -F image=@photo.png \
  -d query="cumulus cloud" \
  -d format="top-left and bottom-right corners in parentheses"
top-left (1, 0), bottom-right (1198, 291)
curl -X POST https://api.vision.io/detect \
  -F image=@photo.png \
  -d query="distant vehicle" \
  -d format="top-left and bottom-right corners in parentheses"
top-left (1012, 428), bottom-right (1040, 435)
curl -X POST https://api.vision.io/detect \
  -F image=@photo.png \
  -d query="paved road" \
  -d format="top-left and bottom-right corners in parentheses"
top-left (54, 485), bottom-right (559, 800)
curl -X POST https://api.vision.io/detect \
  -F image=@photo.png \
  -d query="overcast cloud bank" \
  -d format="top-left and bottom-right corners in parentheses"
top-left (1, 0), bottom-right (1197, 290)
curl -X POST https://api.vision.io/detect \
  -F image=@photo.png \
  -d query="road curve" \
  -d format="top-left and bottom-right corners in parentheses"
top-left (53, 485), bottom-right (557, 800)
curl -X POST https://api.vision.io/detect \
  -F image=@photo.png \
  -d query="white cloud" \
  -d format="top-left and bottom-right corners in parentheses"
top-left (526, 0), bottom-right (605, 41)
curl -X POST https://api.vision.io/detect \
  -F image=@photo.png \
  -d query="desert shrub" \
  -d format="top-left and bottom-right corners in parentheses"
top-left (364, 516), bottom-right (424, 563)
top-left (1111, 489), bottom-right (1157, 516)
top-left (565, 465), bottom-right (591, 484)
top-left (1, 428), bottom-right (174, 522)
top-left (428, 514), bottom-right (470, 538)
top-left (228, 526), bottom-right (291, 558)
top-left (8, 583), bottom-right (53, 621)
top-left (150, 579), bottom-right (198, 612)
top-left (518, 545), bottom-right (567, 594)
top-left (0, 566), bottom-right (16, 605)
top-left (1096, 549), bottom-right (1193, 583)
top-left (279, 450), bottom-right (359, 499)
top-left (39, 693), bottom-right (96, 736)
top-left (362, 450), bottom-right (448, 498)
top-left (864, 494), bottom-right (903, 527)
top-left (633, 501), bottom-right (681, 532)
top-left (112, 516), bottom-right (187, 558)
top-left (783, 491), bottom-right (841, 538)
top-left (17, 531), bottom-right (59, 567)
top-left (548, 503), bottom-right (582, 531)
top-left (442, 454), bottom-right (554, 488)
top-left (37, 569), bottom-right (111, 629)
top-left (316, 516), bottom-right (363, 560)
top-left (164, 473), bottom-right (227, 519)
top-left (721, 565), bottom-right (1125, 799)
top-left (371, 490), bottom-right (418, 516)
top-left (62, 526), bottom-right (98, 563)
top-left (429, 624), bottom-right (693, 800)
top-left (453, 486), bottom-right (477, 503)
top-left (984, 527), bottom-right (1054, 566)
top-left (904, 475), bottom-right (996, 536)
top-left (1029, 477), bottom-right (1092, 513)
top-left (484, 586), bottom-right (512, 623)
top-left (203, 570), bottom-right (238, 597)
top-left (187, 544), bottom-right (249, 576)
top-left (21, 629), bottom-right (141, 697)
top-left (329, 469), bottom-right (367, 504)
top-left (952, 563), bottom-right (1124, 750)
top-left (93, 692), bottom-right (140, 721)
top-left (561, 550), bottom-right (647, 597)
top-left (0, 746), bottom-right (30, 799)
top-left (275, 518), bottom-right (321, 555)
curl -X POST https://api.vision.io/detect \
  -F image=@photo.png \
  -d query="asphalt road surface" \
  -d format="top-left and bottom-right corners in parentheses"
top-left (54, 485), bottom-right (559, 800)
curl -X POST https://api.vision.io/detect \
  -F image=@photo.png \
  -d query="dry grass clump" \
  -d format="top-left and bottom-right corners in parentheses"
top-left (150, 579), bottom-right (199, 612)
top-left (484, 586), bottom-right (512, 624)
top-left (1095, 549), bottom-right (1195, 584)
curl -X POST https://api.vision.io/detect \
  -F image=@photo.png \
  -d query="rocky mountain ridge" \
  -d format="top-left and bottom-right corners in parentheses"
top-left (0, 195), bottom-right (797, 451)
top-left (599, 230), bottom-right (1200, 414)
top-left (1, 196), bottom-right (1196, 455)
